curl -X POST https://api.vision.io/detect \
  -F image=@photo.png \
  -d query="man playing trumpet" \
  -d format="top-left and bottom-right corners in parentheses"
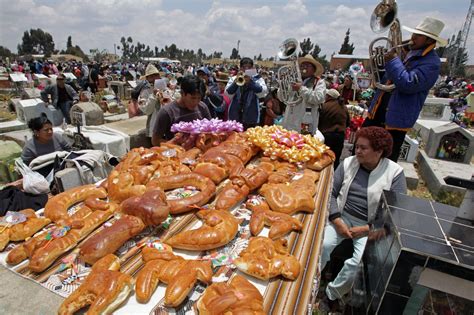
top-left (363, 17), bottom-right (448, 162)
top-left (226, 57), bottom-right (268, 129)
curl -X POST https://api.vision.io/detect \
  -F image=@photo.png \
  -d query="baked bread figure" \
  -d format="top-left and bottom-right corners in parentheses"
top-left (197, 275), bottom-right (264, 315)
top-left (147, 172), bottom-right (216, 214)
top-left (246, 199), bottom-right (302, 239)
top-left (0, 209), bottom-right (51, 251)
top-left (58, 254), bottom-right (133, 315)
top-left (44, 184), bottom-right (107, 222)
top-left (135, 246), bottom-right (213, 307)
top-left (165, 209), bottom-right (239, 251)
top-left (234, 237), bottom-right (300, 280)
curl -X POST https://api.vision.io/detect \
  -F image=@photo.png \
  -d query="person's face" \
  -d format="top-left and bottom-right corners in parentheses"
top-left (56, 78), bottom-right (65, 88)
top-left (148, 73), bottom-right (160, 83)
top-left (240, 63), bottom-right (253, 71)
top-left (344, 77), bottom-right (352, 87)
top-left (355, 137), bottom-right (383, 168)
top-left (197, 71), bottom-right (208, 83)
top-left (409, 33), bottom-right (433, 50)
top-left (36, 123), bottom-right (53, 143)
top-left (181, 92), bottom-right (202, 110)
top-left (218, 81), bottom-right (226, 91)
top-left (300, 62), bottom-right (315, 78)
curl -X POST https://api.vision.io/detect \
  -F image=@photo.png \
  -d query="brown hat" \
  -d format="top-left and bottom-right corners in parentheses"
top-left (298, 54), bottom-right (324, 77)
top-left (216, 73), bottom-right (229, 83)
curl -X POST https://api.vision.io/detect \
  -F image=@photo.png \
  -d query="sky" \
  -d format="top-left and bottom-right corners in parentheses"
top-left (0, 0), bottom-right (472, 63)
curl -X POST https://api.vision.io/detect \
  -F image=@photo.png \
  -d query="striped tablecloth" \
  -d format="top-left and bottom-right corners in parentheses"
top-left (0, 165), bottom-right (333, 315)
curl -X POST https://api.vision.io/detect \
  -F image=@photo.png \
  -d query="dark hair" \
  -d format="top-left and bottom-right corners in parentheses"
top-left (355, 126), bottom-right (393, 158)
top-left (240, 57), bottom-right (253, 68)
top-left (180, 75), bottom-right (204, 97)
top-left (28, 116), bottom-right (52, 132)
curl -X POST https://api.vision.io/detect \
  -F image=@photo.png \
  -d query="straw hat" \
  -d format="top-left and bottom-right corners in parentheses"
top-left (326, 89), bottom-right (340, 99)
top-left (140, 64), bottom-right (160, 80)
top-left (402, 17), bottom-right (448, 47)
top-left (216, 73), bottom-right (229, 83)
top-left (298, 54), bottom-right (324, 77)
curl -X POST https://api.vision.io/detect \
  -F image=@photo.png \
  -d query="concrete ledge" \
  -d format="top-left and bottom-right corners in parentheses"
top-left (398, 161), bottom-right (419, 190)
top-left (417, 150), bottom-right (467, 199)
top-left (104, 115), bottom-right (151, 149)
top-left (0, 119), bottom-right (27, 133)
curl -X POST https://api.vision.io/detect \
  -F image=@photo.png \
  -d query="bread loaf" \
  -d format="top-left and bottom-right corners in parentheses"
top-left (44, 185), bottom-right (107, 222)
top-left (79, 215), bottom-right (145, 265)
top-left (58, 254), bottom-right (133, 315)
top-left (165, 209), bottom-right (239, 251)
top-left (120, 189), bottom-right (170, 226)
top-left (135, 247), bottom-right (213, 307)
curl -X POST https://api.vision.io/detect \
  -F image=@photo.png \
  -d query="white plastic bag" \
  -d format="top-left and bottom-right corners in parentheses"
top-left (15, 158), bottom-right (50, 194)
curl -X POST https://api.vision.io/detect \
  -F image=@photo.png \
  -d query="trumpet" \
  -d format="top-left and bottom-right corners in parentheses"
top-left (235, 72), bottom-right (246, 86)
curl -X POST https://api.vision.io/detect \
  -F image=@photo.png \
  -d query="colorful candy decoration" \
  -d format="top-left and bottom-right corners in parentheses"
top-left (245, 125), bottom-right (329, 163)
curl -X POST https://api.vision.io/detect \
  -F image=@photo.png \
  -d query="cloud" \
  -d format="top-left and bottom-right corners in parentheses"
top-left (0, 0), bottom-right (471, 64)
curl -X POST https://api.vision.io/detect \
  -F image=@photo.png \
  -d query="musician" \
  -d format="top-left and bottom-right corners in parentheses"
top-left (278, 54), bottom-right (326, 134)
top-left (226, 57), bottom-right (268, 129)
top-left (197, 66), bottom-right (225, 119)
top-left (363, 17), bottom-right (447, 162)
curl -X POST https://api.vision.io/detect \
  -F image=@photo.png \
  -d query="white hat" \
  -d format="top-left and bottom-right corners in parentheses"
top-left (140, 64), bottom-right (160, 80)
top-left (402, 17), bottom-right (448, 47)
top-left (326, 89), bottom-right (340, 99)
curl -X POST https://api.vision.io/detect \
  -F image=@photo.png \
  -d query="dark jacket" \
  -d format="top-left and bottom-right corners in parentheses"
top-left (226, 75), bottom-right (267, 124)
top-left (40, 84), bottom-right (79, 108)
top-left (368, 45), bottom-right (440, 130)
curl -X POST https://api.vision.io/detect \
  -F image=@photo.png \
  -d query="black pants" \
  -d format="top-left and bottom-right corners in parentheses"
top-left (323, 131), bottom-right (345, 169)
top-left (361, 119), bottom-right (406, 162)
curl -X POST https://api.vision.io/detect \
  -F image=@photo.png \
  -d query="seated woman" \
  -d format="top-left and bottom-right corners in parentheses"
top-left (320, 126), bottom-right (407, 309)
top-left (21, 116), bottom-right (72, 176)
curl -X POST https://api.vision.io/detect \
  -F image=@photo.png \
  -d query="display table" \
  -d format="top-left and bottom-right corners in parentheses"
top-left (0, 164), bottom-right (332, 314)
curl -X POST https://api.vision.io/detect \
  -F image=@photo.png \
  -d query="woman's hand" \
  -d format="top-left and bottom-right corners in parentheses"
top-left (332, 218), bottom-right (352, 239)
top-left (349, 225), bottom-right (370, 238)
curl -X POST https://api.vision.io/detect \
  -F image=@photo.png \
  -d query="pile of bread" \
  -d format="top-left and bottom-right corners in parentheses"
top-left (0, 128), bottom-right (334, 314)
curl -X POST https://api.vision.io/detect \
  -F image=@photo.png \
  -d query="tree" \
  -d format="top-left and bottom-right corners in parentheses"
top-left (61, 36), bottom-right (88, 61)
top-left (66, 36), bottom-right (72, 50)
top-left (338, 29), bottom-right (355, 54)
top-left (17, 28), bottom-right (55, 57)
top-left (230, 48), bottom-right (240, 59)
top-left (257, 53), bottom-right (263, 61)
top-left (299, 38), bottom-right (314, 56)
top-left (0, 46), bottom-right (13, 58)
top-left (310, 44), bottom-right (329, 71)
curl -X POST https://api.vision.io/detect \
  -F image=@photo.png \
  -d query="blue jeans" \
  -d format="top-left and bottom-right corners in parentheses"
top-left (58, 100), bottom-right (73, 123)
top-left (320, 212), bottom-right (368, 300)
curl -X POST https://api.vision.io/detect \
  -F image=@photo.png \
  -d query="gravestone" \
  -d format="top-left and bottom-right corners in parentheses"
top-left (70, 102), bottom-right (104, 126)
top-left (21, 87), bottom-right (41, 99)
top-left (109, 81), bottom-right (126, 100)
top-left (419, 97), bottom-right (452, 121)
top-left (425, 122), bottom-right (473, 164)
top-left (13, 98), bottom-right (64, 126)
top-left (398, 135), bottom-right (419, 163)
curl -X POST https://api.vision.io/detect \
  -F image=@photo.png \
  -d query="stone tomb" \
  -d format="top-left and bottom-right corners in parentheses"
top-left (425, 122), bottom-right (473, 164)
top-left (108, 81), bottom-right (126, 100)
top-left (70, 102), bottom-right (104, 126)
top-left (13, 98), bottom-right (64, 126)
top-left (419, 97), bottom-right (452, 121)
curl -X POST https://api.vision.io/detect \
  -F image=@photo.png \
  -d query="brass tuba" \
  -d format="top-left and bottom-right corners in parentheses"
top-left (277, 38), bottom-right (302, 105)
top-left (369, 0), bottom-right (409, 92)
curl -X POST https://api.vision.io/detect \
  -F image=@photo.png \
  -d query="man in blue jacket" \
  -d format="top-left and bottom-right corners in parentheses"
top-left (226, 57), bottom-right (268, 129)
top-left (364, 17), bottom-right (447, 161)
